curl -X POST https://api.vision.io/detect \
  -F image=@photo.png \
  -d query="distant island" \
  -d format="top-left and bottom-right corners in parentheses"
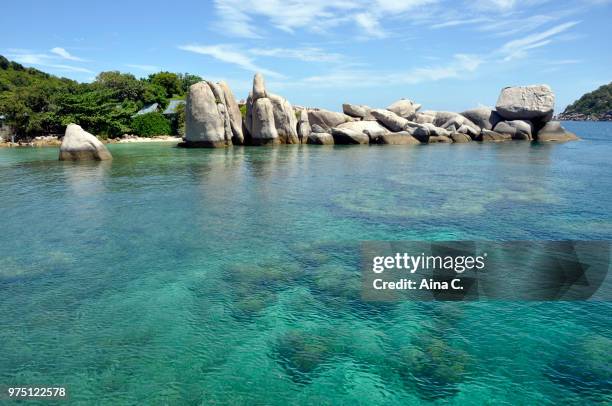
top-left (557, 82), bottom-right (612, 121)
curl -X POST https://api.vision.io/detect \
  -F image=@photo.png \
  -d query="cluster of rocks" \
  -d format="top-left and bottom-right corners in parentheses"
top-left (180, 75), bottom-right (578, 147)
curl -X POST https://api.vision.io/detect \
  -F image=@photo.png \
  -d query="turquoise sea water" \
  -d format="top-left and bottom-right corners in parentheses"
top-left (0, 121), bottom-right (610, 405)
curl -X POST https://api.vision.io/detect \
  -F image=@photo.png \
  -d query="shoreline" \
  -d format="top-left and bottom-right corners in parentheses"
top-left (0, 135), bottom-right (182, 148)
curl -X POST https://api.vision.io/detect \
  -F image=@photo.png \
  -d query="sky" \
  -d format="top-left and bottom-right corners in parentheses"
top-left (1, 0), bottom-right (611, 112)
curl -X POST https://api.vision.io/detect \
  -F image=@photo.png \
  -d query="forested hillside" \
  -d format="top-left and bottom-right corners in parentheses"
top-left (559, 82), bottom-right (612, 121)
top-left (0, 55), bottom-right (200, 139)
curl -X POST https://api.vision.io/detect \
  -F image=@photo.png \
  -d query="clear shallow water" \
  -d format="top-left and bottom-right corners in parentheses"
top-left (0, 121), bottom-right (610, 405)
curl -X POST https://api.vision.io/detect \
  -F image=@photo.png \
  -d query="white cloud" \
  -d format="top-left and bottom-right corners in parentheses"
top-left (126, 64), bottom-right (161, 72)
top-left (354, 13), bottom-right (386, 38)
top-left (499, 21), bottom-right (579, 60)
top-left (178, 44), bottom-right (283, 77)
top-left (213, 0), bottom-right (434, 38)
top-left (50, 47), bottom-right (84, 61)
top-left (299, 53), bottom-right (482, 87)
top-left (249, 47), bottom-right (344, 62)
top-left (6, 49), bottom-right (92, 74)
top-left (431, 18), bottom-right (491, 29)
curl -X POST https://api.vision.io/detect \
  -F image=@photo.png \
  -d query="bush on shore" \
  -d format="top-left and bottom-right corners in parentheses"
top-left (131, 112), bottom-right (171, 137)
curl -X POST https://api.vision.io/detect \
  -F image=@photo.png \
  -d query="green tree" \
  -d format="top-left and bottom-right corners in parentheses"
top-left (149, 71), bottom-right (181, 98)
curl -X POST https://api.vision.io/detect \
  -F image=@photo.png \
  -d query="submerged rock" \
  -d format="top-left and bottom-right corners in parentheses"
top-left (496, 85), bottom-right (555, 121)
top-left (59, 124), bottom-right (112, 161)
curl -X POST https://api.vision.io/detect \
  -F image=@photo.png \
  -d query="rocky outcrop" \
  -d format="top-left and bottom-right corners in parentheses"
top-left (386, 99), bottom-right (421, 119)
top-left (184, 81), bottom-right (228, 147)
top-left (370, 109), bottom-right (409, 132)
top-left (460, 107), bottom-right (501, 130)
top-left (494, 120), bottom-right (534, 140)
top-left (59, 124), bottom-right (112, 161)
top-left (297, 109), bottom-right (311, 144)
top-left (185, 80), bottom-right (578, 148)
top-left (536, 121), bottom-right (579, 142)
top-left (244, 73), bottom-right (299, 145)
top-left (307, 132), bottom-right (334, 145)
top-left (342, 103), bottom-right (375, 120)
top-left (183, 80), bottom-right (244, 147)
top-left (308, 109), bottom-right (353, 130)
top-left (496, 85), bottom-right (554, 121)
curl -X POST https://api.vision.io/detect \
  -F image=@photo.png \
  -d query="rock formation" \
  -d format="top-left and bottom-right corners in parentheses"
top-left (181, 80), bottom-right (579, 148)
top-left (244, 74), bottom-right (299, 145)
top-left (496, 85), bottom-right (554, 121)
top-left (59, 124), bottom-right (112, 161)
top-left (183, 80), bottom-right (243, 147)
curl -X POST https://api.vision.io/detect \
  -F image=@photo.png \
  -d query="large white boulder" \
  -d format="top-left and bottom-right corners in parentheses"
top-left (251, 98), bottom-right (279, 145)
top-left (495, 85), bottom-right (555, 121)
top-left (184, 81), bottom-right (231, 147)
top-left (269, 93), bottom-right (299, 144)
top-left (59, 124), bottom-right (112, 161)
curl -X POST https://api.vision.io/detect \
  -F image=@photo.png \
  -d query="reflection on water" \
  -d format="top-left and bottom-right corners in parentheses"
top-left (0, 122), bottom-right (611, 404)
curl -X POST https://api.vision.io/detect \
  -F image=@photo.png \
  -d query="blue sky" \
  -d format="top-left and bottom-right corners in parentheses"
top-left (1, 0), bottom-right (611, 112)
